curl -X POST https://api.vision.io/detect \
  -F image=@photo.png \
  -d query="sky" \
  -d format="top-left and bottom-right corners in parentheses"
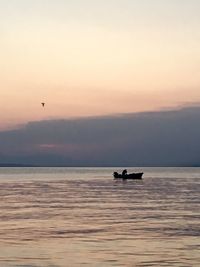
top-left (1, 0), bottom-right (200, 130)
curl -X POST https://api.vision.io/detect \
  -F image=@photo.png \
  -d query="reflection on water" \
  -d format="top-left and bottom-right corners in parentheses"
top-left (0, 167), bottom-right (199, 266)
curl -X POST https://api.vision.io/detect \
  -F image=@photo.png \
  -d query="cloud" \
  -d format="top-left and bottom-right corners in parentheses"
top-left (0, 106), bottom-right (200, 166)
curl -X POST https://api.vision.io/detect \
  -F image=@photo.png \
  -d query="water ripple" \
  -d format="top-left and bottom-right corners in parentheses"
top-left (0, 167), bottom-right (199, 266)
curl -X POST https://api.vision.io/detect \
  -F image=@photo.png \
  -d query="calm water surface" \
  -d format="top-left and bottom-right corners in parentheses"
top-left (0, 167), bottom-right (199, 267)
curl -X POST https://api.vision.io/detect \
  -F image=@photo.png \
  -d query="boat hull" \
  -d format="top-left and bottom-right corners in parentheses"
top-left (113, 172), bottom-right (143, 180)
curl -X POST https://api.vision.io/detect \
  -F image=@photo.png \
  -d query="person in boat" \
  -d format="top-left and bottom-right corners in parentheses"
top-left (122, 169), bottom-right (127, 176)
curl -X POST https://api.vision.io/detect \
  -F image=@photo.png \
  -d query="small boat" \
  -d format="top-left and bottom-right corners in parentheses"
top-left (113, 171), bottom-right (143, 180)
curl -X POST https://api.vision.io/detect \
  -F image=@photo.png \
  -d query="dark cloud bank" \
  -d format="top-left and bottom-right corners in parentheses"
top-left (0, 106), bottom-right (200, 167)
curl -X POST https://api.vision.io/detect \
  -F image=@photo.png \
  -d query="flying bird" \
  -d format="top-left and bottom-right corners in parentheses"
top-left (41, 102), bottom-right (45, 107)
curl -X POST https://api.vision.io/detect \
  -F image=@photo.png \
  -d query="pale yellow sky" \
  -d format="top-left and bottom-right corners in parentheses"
top-left (0, 0), bottom-right (200, 129)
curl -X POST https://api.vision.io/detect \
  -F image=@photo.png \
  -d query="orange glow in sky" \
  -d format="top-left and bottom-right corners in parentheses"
top-left (0, 0), bottom-right (200, 130)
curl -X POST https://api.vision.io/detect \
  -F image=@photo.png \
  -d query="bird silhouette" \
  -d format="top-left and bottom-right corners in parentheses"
top-left (41, 102), bottom-right (45, 107)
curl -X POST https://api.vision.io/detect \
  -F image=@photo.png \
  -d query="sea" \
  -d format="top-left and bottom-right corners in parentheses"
top-left (0, 167), bottom-right (199, 267)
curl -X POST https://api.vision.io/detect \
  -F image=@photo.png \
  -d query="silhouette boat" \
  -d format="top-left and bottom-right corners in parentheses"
top-left (113, 171), bottom-right (143, 180)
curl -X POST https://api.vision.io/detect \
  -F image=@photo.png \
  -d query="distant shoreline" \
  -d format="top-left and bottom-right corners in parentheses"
top-left (0, 164), bottom-right (38, 167)
top-left (0, 164), bottom-right (200, 168)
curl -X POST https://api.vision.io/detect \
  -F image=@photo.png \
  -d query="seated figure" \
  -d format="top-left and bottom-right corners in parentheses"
top-left (122, 169), bottom-right (127, 176)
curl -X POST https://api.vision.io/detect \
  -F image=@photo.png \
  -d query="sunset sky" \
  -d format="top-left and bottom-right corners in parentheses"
top-left (1, 0), bottom-right (200, 130)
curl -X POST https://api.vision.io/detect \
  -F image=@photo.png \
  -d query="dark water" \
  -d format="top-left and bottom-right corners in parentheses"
top-left (0, 167), bottom-right (199, 267)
